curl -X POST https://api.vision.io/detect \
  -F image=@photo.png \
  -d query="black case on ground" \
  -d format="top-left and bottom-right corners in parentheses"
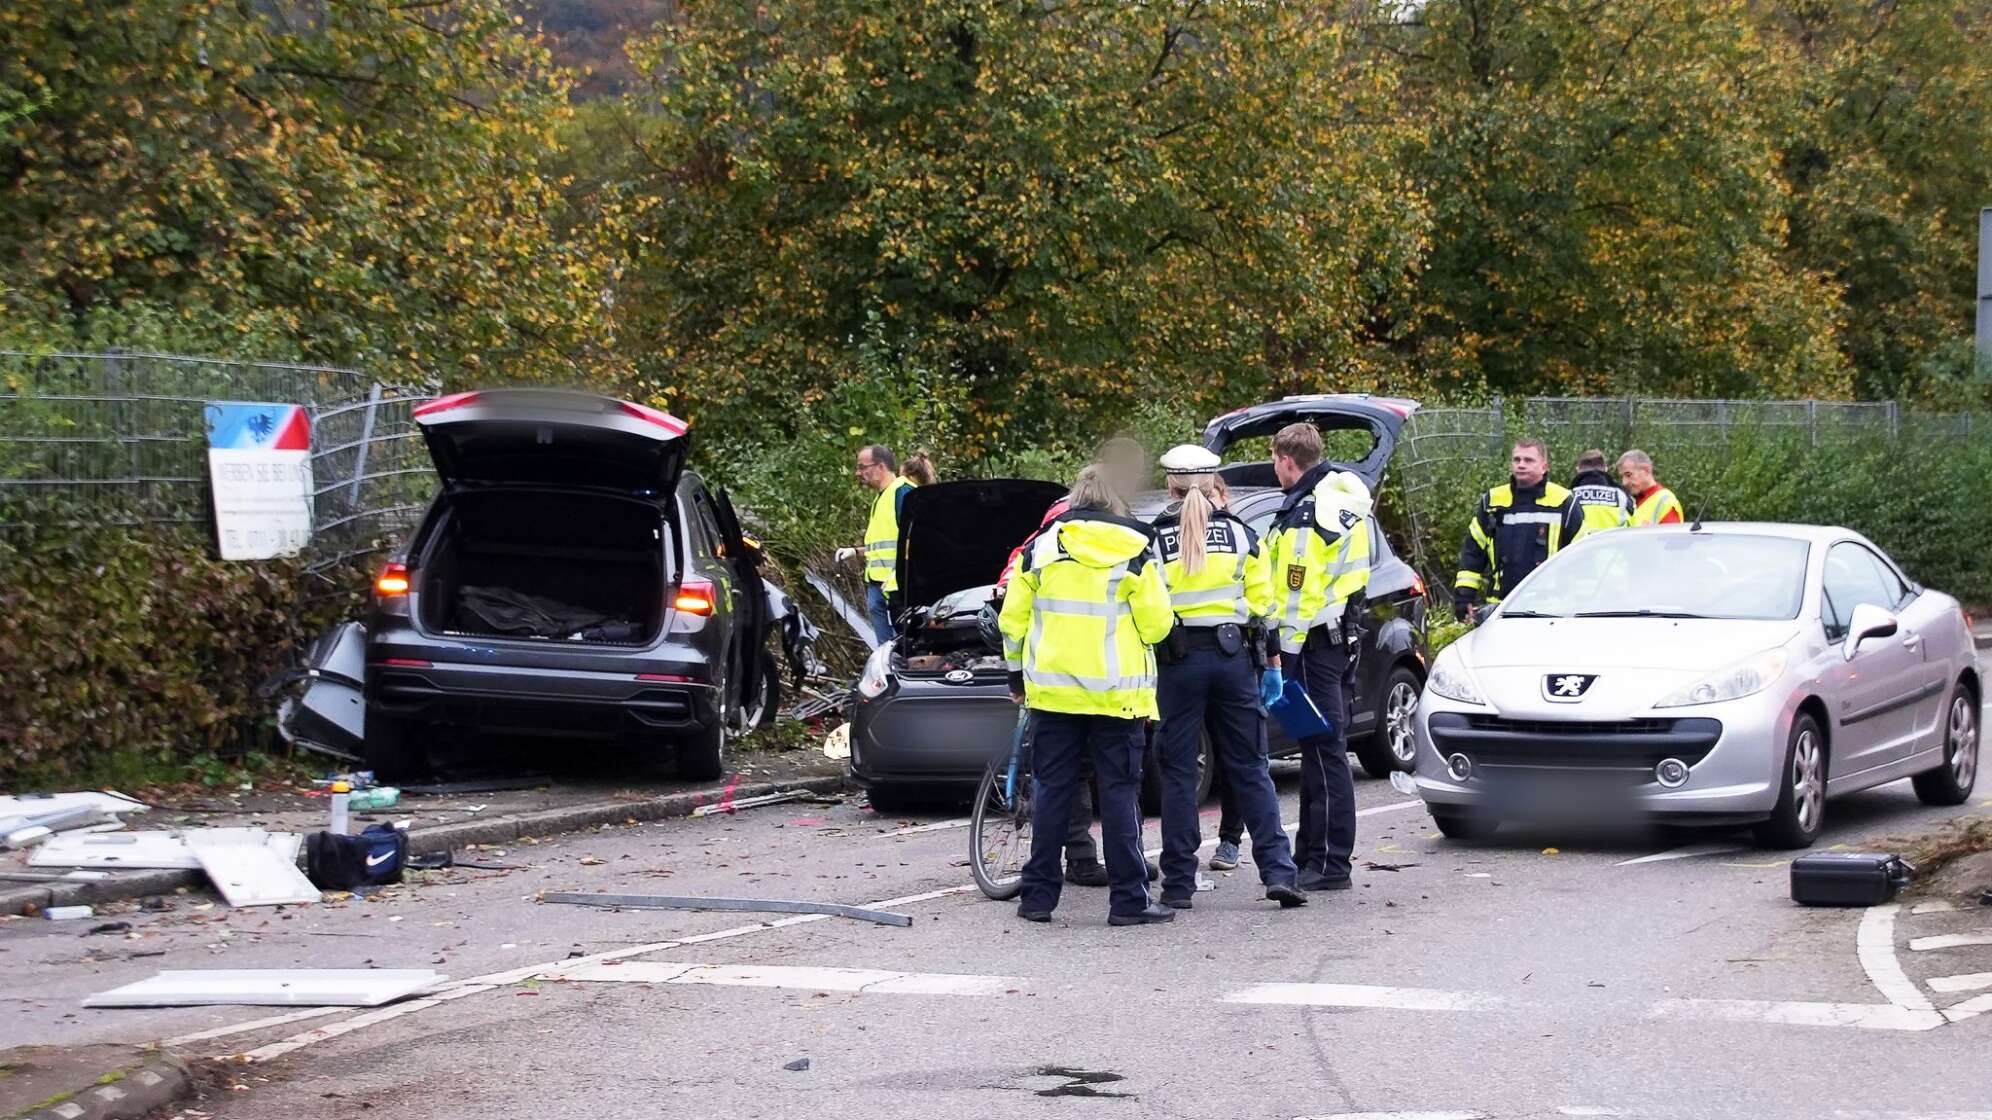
top-left (1789, 852), bottom-right (1912, 907)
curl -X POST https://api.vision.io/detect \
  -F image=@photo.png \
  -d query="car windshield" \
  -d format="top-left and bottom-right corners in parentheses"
top-left (1499, 532), bottom-right (1810, 621)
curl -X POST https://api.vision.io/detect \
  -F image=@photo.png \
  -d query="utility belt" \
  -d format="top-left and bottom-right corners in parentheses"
top-left (1159, 621), bottom-right (1246, 665)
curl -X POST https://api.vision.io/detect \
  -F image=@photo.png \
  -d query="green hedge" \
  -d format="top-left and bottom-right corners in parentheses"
top-left (1395, 421), bottom-right (1992, 604)
top-left (0, 526), bottom-right (354, 785)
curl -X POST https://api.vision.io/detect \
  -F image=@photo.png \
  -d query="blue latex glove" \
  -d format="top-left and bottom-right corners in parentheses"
top-left (1259, 667), bottom-right (1284, 708)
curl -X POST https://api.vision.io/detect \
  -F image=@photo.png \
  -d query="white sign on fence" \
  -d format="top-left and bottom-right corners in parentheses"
top-left (204, 401), bottom-right (313, 560)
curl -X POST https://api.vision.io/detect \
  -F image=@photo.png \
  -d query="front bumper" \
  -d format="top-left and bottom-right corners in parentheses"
top-left (1412, 686), bottom-right (1791, 822)
top-left (848, 675), bottom-right (1019, 790)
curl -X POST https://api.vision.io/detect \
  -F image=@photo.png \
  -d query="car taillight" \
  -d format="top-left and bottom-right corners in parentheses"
top-left (381, 658), bottom-right (431, 668)
top-left (375, 562), bottom-right (411, 597)
top-left (673, 579), bottom-right (716, 616)
top-left (412, 391), bottom-right (483, 418)
top-left (637, 673), bottom-right (696, 683)
top-left (1411, 575), bottom-right (1426, 598)
top-left (619, 401), bottom-right (690, 436)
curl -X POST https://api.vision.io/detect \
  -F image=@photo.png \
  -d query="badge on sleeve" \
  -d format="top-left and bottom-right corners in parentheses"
top-left (1287, 564), bottom-right (1306, 591)
top-left (1339, 509), bottom-right (1359, 529)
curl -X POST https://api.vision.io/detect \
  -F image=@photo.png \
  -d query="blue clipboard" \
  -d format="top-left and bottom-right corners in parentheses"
top-left (1268, 679), bottom-right (1335, 741)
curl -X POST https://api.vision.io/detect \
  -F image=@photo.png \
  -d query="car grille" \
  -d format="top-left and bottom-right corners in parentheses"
top-left (1429, 713), bottom-right (1722, 770)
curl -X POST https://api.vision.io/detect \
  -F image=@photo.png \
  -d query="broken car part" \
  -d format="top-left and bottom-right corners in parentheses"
top-left (542, 891), bottom-right (913, 928)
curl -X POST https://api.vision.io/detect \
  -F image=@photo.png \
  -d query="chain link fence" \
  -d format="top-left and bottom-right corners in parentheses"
top-left (1392, 395), bottom-right (1991, 598)
top-left (0, 350), bottom-right (436, 571)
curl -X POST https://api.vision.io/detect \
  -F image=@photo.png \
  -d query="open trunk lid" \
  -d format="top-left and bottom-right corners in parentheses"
top-left (1199, 394), bottom-right (1420, 491)
top-left (414, 389), bottom-right (689, 498)
top-left (897, 479), bottom-right (1067, 611)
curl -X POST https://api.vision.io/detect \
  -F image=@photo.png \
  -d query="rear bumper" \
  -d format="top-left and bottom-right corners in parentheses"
top-left (367, 658), bottom-right (718, 739)
top-left (848, 677), bottom-right (1019, 789)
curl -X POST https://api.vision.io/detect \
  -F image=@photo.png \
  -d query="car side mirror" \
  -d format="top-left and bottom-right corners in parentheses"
top-left (1843, 603), bottom-right (1899, 661)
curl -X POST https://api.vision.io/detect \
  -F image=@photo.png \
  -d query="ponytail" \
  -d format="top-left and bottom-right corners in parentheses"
top-left (1176, 484), bottom-right (1214, 576)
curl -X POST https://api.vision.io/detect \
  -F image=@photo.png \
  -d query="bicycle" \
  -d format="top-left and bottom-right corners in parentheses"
top-left (968, 709), bottom-right (1034, 900)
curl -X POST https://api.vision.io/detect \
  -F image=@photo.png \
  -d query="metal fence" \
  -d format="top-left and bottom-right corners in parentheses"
top-left (1392, 395), bottom-right (1990, 595)
top-left (0, 350), bottom-right (436, 570)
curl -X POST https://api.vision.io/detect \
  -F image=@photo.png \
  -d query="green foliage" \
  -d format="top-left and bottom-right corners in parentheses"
top-left (0, 527), bottom-right (355, 785)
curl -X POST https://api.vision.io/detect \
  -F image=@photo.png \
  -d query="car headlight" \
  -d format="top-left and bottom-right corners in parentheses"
top-left (1427, 644), bottom-right (1486, 706)
top-left (856, 642), bottom-right (895, 699)
top-left (1654, 648), bottom-right (1788, 708)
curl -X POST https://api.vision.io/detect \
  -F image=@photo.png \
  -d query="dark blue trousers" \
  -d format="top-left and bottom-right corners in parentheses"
top-left (1291, 637), bottom-right (1356, 879)
top-left (1157, 646), bottom-right (1298, 897)
top-left (865, 584), bottom-right (893, 645)
top-left (1018, 712), bottom-right (1150, 918)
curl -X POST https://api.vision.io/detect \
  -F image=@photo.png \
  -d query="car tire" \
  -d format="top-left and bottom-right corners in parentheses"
top-left (1139, 730), bottom-right (1214, 816)
top-left (1356, 664), bottom-right (1422, 780)
top-left (742, 651), bottom-right (782, 731)
top-left (1911, 682), bottom-right (1978, 807)
top-left (362, 711), bottom-right (427, 783)
top-left (1754, 711), bottom-right (1827, 849)
top-left (1431, 810), bottom-right (1498, 841)
top-left (677, 717), bottom-right (727, 783)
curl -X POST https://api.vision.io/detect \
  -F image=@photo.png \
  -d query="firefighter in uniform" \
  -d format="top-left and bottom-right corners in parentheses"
top-left (1150, 445), bottom-right (1306, 911)
top-left (1454, 439), bottom-right (1585, 612)
top-left (1569, 448), bottom-right (1634, 540)
top-left (838, 444), bottom-right (917, 643)
top-left (1261, 424), bottom-right (1373, 892)
top-left (1616, 449), bottom-right (1684, 526)
top-left (1000, 466), bottom-right (1177, 926)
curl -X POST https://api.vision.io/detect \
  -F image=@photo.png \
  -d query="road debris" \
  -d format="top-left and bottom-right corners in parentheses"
top-left (44, 905), bottom-right (94, 920)
top-left (84, 968), bottom-right (447, 1008)
top-left (691, 789), bottom-right (810, 817)
top-left (783, 1058), bottom-right (811, 1072)
top-left (542, 891), bottom-right (914, 927)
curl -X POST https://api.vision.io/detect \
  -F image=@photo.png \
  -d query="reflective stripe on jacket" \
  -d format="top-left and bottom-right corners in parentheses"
top-left (1455, 479), bottom-right (1583, 602)
top-left (1570, 469), bottom-right (1634, 540)
top-left (1262, 464), bottom-right (1374, 656)
top-left (863, 477), bottom-right (916, 590)
top-left (1151, 505), bottom-right (1274, 627)
top-left (1632, 485), bottom-right (1684, 526)
top-left (998, 511), bottom-right (1174, 719)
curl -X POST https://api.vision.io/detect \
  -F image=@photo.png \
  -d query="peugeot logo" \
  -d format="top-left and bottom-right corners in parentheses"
top-left (943, 669), bottom-right (974, 684)
top-left (1544, 673), bottom-right (1599, 701)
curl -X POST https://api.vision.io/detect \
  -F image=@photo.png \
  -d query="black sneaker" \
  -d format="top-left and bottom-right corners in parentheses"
top-left (1159, 894), bottom-right (1194, 910)
top-left (1297, 871), bottom-right (1352, 892)
top-left (1265, 883), bottom-right (1308, 908)
top-left (1107, 904), bottom-right (1178, 926)
top-left (1017, 905), bottom-right (1053, 923)
top-left (1064, 859), bottom-right (1109, 887)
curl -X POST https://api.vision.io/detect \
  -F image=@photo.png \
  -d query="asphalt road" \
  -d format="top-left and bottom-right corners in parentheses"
top-left (9, 706), bottom-right (1991, 1120)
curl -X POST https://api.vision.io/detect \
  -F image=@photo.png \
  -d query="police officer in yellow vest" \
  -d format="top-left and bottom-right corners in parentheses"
top-left (837, 444), bottom-right (916, 644)
top-left (1000, 466), bottom-right (1177, 926)
top-left (1568, 448), bottom-right (1634, 540)
top-left (1150, 445), bottom-right (1306, 911)
top-left (1455, 439), bottom-right (1585, 612)
top-left (1616, 449), bottom-right (1685, 526)
top-left (1262, 424), bottom-right (1373, 892)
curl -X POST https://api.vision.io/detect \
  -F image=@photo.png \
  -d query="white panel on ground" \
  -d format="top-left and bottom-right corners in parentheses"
top-left (31, 828), bottom-right (299, 870)
top-left (191, 841), bottom-right (320, 906)
top-left (0, 792), bottom-right (148, 818)
top-left (84, 969), bottom-right (445, 1008)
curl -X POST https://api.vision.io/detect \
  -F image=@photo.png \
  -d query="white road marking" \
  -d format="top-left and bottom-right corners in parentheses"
top-left (1294, 1113), bottom-right (1485, 1120)
top-left (1911, 900), bottom-right (1961, 915)
top-left (1615, 843), bottom-right (1747, 867)
top-left (1646, 998), bottom-right (1944, 1032)
top-left (1222, 983), bottom-right (1496, 1012)
top-left (551, 959), bottom-right (1018, 996)
top-left (1908, 932), bottom-right (1992, 952)
top-left (1557, 1110), bottom-right (1622, 1118)
top-left (1858, 905), bottom-right (1936, 1012)
top-left (164, 1006), bottom-right (347, 1047)
top-left (1942, 992), bottom-right (1992, 1023)
top-left (1927, 972), bottom-right (1992, 994)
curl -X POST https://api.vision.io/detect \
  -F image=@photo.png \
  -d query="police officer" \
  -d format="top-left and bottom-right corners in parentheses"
top-left (1454, 439), bottom-right (1584, 612)
top-left (1262, 424), bottom-right (1373, 892)
top-left (1000, 465), bottom-right (1176, 926)
top-left (1616, 449), bottom-right (1684, 526)
top-left (1150, 445), bottom-right (1305, 910)
top-left (1569, 448), bottom-right (1634, 540)
top-left (836, 445), bottom-right (916, 643)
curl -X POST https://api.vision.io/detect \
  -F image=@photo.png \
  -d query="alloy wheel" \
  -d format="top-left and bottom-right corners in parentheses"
top-left (1387, 682), bottom-right (1419, 766)
top-left (1949, 695), bottom-right (1978, 789)
top-left (1792, 728), bottom-right (1824, 833)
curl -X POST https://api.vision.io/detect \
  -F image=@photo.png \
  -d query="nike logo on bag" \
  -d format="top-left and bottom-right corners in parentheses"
top-left (365, 852), bottom-right (395, 868)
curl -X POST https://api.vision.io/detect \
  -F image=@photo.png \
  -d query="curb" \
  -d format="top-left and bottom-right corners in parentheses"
top-left (14, 1056), bottom-right (190, 1120)
top-left (1, 774), bottom-right (847, 918)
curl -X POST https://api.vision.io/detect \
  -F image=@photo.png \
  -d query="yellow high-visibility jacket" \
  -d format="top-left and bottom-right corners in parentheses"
top-left (1151, 504), bottom-right (1275, 627)
top-left (1570, 469), bottom-right (1634, 540)
top-left (1261, 466), bottom-right (1373, 657)
top-left (1631, 485), bottom-right (1684, 526)
top-left (863, 476), bottom-right (916, 591)
top-left (999, 510), bottom-right (1175, 719)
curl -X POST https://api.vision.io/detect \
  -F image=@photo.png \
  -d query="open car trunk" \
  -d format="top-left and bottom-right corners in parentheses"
top-left (892, 478), bottom-right (1067, 676)
top-left (416, 489), bottom-right (668, 646)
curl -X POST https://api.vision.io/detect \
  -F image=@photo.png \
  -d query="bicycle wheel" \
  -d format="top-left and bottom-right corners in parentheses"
top-left (969, 753), bottom-right (1032, 900)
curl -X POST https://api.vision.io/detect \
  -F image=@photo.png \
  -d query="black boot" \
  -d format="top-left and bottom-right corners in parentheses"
top-left (1064, 858), bottom-right (1109, 887)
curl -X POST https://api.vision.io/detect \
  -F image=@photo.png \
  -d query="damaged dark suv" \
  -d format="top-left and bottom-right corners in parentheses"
top-left (362, 390), bottom-right (779, 782)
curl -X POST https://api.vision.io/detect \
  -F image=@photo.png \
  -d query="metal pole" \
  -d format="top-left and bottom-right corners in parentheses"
top-left (346, 382), bottom-right (382, 507)
top-left (1977, 207), bottom-right (1992, 376)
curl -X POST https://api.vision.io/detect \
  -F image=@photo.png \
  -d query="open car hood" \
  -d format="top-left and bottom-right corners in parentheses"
top-left (898, 478), bottom-right (1068, 610)
top-left (414, 389), bottom-right (689, 498)
top-left (1199, 394), bottom-right (1419, 491)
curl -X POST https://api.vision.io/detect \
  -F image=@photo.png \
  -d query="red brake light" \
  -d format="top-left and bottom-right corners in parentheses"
top-left (620, 401), bottom-right (690, 436)
top-left (375, 562), bottom-right (411, 596)
top-left (1411, 575), bottom-right (1426, 598)
top-left (381, 657), bottom-right (431, 668)
top-left (412, 391), bottom-right (483, 418)
top-left (673, 579), bottom-right (716, 616)
top-left (637, 673), bottom-right (696, 683)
